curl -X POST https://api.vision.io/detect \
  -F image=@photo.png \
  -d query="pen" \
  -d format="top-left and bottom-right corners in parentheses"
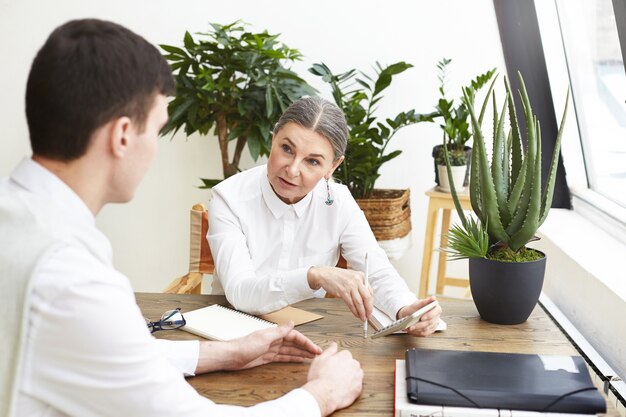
top-left (363, 252), bottom-right (369, 339)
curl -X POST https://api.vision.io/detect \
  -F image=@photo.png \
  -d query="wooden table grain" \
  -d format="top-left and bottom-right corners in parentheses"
top-left (136, 293), bottom-right (617, 416)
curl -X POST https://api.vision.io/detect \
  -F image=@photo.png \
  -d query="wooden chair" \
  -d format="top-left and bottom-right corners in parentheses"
top-left (163, 203), bottom-right (214, 294)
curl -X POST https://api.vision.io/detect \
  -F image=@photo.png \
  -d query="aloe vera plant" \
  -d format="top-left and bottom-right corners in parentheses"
top-left (444, 72), bottom-right (569, 259)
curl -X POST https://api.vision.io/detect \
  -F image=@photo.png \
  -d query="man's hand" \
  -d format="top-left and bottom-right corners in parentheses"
top-left (307, 266), bottom-right (373, 321)
top-left (195, 322), bottom-right (322, 373)
top-left (303, 343), bottom-right (363, 416)
top-left (229, 321), bottom-right (322, 370)
top-left (396, 296), bottom-right (442, 337)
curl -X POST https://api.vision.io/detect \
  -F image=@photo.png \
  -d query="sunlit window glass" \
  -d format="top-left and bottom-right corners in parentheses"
top-left (556, 0), bottom-right (626, 208)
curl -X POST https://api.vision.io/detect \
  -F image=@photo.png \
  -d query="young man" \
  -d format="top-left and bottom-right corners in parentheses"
top-left (0, 19), bottom-right (362, 417)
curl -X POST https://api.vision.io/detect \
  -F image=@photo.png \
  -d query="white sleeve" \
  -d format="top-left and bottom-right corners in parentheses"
top-left (154, 339), bottom-right (199, 376)
top-left (22, 245), bottom-right (321, 417)
top-left (337, 192), bottom-right (417, 318)
top-left (208, 191), bottom-right (317, 314)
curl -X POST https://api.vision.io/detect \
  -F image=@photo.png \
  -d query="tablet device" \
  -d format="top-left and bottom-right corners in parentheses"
top-left (370, 301), bottom-right (438, 339)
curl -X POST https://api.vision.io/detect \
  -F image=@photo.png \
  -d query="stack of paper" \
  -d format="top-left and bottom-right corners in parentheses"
top-left (395, 360), bottom-right (597, 417)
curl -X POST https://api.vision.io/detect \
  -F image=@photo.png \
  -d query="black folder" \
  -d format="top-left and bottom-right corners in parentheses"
top-left (405, 348), bottom-right (606, 414)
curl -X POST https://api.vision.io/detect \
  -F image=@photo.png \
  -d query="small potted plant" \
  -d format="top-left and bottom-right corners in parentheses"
top-left (160, 21), bottom-right (315, 187)
top-left (309, 62), bottom-right (435, 242)
top-left (443, 72), bottom-right (569, 325)
top-left (431, 58), bottom-right (496, 190)
top-left (434, 147), bottom-right (466, 192)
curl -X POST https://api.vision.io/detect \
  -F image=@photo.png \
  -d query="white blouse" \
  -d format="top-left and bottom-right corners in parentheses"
top-left (208, 165), bottom-right (417, 318)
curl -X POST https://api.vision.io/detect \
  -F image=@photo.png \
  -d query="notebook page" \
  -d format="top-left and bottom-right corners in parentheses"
top-left (182, 304), bottom-right (276, 341)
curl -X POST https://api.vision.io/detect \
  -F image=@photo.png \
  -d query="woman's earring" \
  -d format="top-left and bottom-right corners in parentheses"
top-left (325, 178), bottom-right (334, 206)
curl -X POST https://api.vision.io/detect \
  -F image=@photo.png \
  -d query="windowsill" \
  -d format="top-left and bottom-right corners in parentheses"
top-left (535, 208), bottom-right (626, 302)
top-left (570, 187), bottom-right (626, 246)
top-left (540, 294), bottom-right (626, 414)
top-left (531, 208), bottom-right (626, 381)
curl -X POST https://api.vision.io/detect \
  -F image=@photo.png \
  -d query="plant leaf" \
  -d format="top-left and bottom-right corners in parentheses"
top-left (539, 88), bottom-right (569, 225)
top-left (198, 178), bottom-right (222, 189)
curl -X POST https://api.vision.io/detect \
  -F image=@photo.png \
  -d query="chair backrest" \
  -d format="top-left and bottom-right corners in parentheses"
top-left (163, 203), bottom-right (213, 294)
top-left (188, 203), bottom-right (214, 274)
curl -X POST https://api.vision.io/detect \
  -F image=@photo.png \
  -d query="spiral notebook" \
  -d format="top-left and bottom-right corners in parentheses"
top-left (369, 302), bottom-right (446, 338)
top-left (181, 304), bottom-right (277, 341)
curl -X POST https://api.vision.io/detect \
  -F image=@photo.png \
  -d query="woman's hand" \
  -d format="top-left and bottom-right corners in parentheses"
top-left (307, 266), bottom-right (373, 321)
top-left (396, 296), bottom-right (442, 337)
top-left (195, 322), bottom-right (322, 373)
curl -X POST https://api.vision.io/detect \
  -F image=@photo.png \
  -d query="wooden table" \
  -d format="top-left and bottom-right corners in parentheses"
top-left (136, 293), bottom-right (617, 416)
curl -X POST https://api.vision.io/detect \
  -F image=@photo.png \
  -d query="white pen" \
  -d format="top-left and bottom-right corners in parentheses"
top-left (363, 252), bottom-right (369, 339)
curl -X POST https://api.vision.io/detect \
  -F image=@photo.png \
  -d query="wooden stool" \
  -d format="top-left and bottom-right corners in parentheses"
top-left (418, 187), bottom-right (472, 299)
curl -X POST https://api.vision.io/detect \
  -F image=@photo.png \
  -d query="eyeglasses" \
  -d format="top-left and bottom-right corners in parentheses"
top-left (145, 308), bottom-right (186, 333)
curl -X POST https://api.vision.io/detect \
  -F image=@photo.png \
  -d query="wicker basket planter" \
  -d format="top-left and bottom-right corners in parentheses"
top-left (356, 189), bottom-right (411, 241)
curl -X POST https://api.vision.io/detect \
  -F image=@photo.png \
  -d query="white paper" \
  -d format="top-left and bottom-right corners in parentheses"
top-left (539, 355), bottom-right (580, 373)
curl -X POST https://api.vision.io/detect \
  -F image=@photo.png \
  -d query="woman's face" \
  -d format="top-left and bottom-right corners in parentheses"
top-left (267, 122), bottom-right (343, 204)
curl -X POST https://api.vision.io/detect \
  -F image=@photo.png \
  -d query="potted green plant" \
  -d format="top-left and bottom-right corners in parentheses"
top-left (160, 21), bottom-right (316, 187)
top-left (431, 58), bottom-right (496, 189)
top-left (435, 147), bottom-right (466, 192)
top-left (443, 72), bottom-right (569, 325)
top-left (309, 62), bottom-right (435, 241)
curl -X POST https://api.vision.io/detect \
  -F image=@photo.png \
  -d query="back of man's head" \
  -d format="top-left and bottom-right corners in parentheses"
top-left (25, 19), bottom-right (175, 161)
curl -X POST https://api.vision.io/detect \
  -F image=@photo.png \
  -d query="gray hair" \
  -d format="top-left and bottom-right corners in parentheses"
top-left (273, 96), bottom-right (348, 161)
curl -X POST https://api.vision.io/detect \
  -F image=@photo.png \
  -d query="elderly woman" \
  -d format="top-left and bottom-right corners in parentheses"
top-left (208, 96), bottom-right (442, 337)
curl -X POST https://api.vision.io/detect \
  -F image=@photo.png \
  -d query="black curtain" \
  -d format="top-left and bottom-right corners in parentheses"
top-left (613, 0), bottom-right (626, 71)
top-left (493, 0), bottom-right (571, 209)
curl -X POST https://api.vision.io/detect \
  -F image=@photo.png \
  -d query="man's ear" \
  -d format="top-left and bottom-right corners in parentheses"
top-left (109, 116), bottom-right (132, 158)
top-left (325, 155), bottom-right (345, 180)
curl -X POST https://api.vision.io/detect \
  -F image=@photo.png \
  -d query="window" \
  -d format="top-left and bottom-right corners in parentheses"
top-left (555, 0), bottom-right (626, 209)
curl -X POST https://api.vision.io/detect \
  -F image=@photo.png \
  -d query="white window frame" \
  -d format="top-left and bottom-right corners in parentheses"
top-left (536, 0), bottom-right (626, 245)
top-left (532, 0), bottom-right (626, 384)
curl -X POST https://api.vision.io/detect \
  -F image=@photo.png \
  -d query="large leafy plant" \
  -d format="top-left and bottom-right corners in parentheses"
top-left (432, 58), bottom-right (496, 166)
top-left (160, 21), bottom-right (316, 187)
top-left (444, 73), bottom-right (569, 261)
top-left (309, 62), bottom-right (435, 199)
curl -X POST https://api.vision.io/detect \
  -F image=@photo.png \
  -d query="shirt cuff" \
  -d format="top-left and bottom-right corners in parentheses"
top-left (154, 339), bottom-right (200, 376)
top-left (284, 388), bottom-right (322, 417)
top-left (384, 292), bottom-right (418, 320)
top-left (280, 266), bottom-right (317, 304)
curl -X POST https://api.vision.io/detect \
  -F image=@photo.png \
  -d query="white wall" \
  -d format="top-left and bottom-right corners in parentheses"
top-left (0, 0), bottom-right (506, 292)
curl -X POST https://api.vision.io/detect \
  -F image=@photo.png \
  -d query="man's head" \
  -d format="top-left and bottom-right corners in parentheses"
top-left (26, 19), bottom-right (175, 161)
top-left (25, 19), bottom-right (175, 210)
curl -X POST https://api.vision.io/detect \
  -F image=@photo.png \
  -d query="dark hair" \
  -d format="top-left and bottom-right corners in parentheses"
top-left (273, 96), bottom-right (348, 161)
top-left (25, 19), bottom-right (175, 161)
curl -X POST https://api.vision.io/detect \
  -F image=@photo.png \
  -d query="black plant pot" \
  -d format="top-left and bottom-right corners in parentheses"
top-left (432, 145), bottom-right (472, 187)
top-left (468, 253), bottom-right (546, 325)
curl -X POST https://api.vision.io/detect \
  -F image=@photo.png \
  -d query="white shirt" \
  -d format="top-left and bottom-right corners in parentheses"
top-left (208, 165), bottom-right (417, 318)
top-left (9, 159), bottom-right (319, 417)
